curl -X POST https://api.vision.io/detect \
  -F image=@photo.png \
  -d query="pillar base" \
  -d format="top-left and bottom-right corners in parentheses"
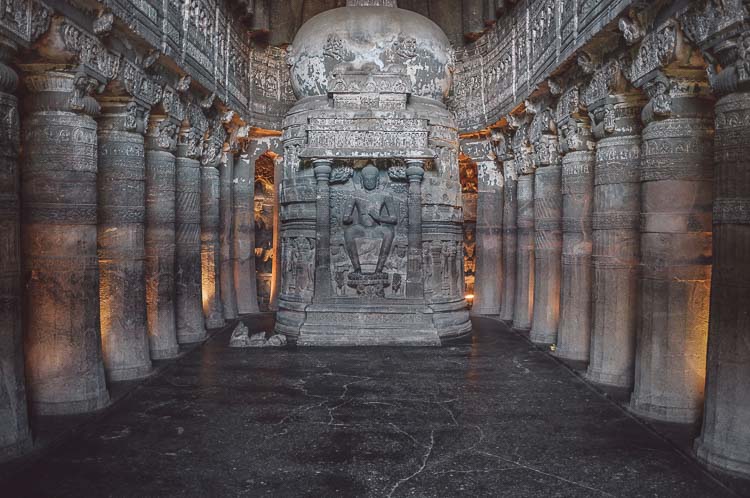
top-left (32, 391), bottom-right (109, 416)
top-left (629, 398), bottom-right (702, 425)
top-left (205, 316), bottom-right (225, 330)
top-left (150, 346), bottom-right (180, 360)
top-left (529, 327), bottom-right (556, 345)
top-left (584, 368), bottom-right (632, 389)
top-left (695, 439), bottom-right (750, 479)
top-left (552, 347), bottom-right (589, 363)
top-left (470, 306), bottom-right (501, 316)
top-left (178, 331), bottom-right (208, 345)
top-left (0, 437), bottom-right (32, 463)
top-left (106, 363), bottom-right (153, 382)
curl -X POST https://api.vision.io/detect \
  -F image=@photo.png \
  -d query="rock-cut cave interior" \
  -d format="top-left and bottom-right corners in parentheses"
top-left (0, 0), bottom-right (749, 496)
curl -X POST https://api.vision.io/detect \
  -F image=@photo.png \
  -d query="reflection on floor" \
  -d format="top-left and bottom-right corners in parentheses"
top-left (1, 315), bottom-right (745, 497)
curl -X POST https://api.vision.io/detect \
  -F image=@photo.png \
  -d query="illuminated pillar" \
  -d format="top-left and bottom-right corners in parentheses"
top-left (630, 74), bottom-right (714, 423)
top-left (21, 67), bottom-right (109, 414)
top-left (555, 87), bottom-right (595, 362)
top-left (144, 114), bottom-right (180, 359)
top-left (97, 99), bottom-right (152, 379)
top-left (201, 121), bottom-right (225, 329)
top-left (175, 123), bottom-right (207, 343)
top-left (695, 50), bottom-right (750, 477)
top-left (583, 62), bottom-right (645, 387)
top-left (529, 106), bottom-right (562, 344)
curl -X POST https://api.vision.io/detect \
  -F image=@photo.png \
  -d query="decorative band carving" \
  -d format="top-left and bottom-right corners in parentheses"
top-left (535, 219), bottom-right (562, 231)
top-left (713, 198), bottom-right (750, 224)
top-left (99, 206), bottom-right (145, 224)
top-left (23, 203), bottom-right (97, 224)
top-left (592, 212), bottom-right (640, 230)
top-left (562, 217), bottom-right (592, 233)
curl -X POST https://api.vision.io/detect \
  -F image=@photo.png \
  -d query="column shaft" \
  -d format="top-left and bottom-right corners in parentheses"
top-left (201, 161), bottom-right (225, 328)
top-left (631, 93), bottom-right (714, 423)
top-left (695, 90), bottom-right (750, 476)
top-left (586, 98), bottom-right (643, 388)
top-left (21, 69), bottom-right (109, 414)
top-left (0, 43), bottom-right (30, 459)
top-left (472, 162), bottom-right (503, 315)
top-left (233, 151), bottom-right (260, 314)
top-left (500, 175), bottom-right (517, 322)
top-left (175, 132), bottom-right (207, 343)
top-left (144, 117), bottom-right (179, 359)
top-left (406, 161), bottom-right (425, 298)
top-left (530, 164), bottom-right (562, 343)
top-left (219, 151), bottom-right (238, 319)
top-left (556, 150), bottom-right (595, 361)
top-left (513, 174), bottom-right (535, 329)
top-left (97, 101), bottom-right (151, 380)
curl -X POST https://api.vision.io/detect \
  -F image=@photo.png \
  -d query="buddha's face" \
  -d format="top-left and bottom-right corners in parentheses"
top-left (362, 167), bottom-right (379, 190)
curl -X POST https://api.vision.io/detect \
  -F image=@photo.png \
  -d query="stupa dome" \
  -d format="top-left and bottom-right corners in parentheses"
top-left (287, 5), bottom-right (454, 102)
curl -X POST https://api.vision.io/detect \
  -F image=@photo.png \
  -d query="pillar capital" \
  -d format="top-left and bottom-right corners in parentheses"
top-left (312, 158), bottom-right (333, 180)
top-left (21, 67), bottom-right (102, 116)
top-left (145, 114), bottom-right (179, 152)
top-left (405, 159), bottom-right (425, 181)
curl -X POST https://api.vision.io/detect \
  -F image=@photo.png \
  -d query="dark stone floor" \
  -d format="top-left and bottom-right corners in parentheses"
top-left (2, 315), bottom-right (745, 497)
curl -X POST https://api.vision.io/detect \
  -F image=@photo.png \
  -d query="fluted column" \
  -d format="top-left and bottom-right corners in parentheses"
top-left (628, 69), bottom-right (714, 422)
top-left (175, 124), bottom-right (207, 343)
top-left (21, 67), bottom-right (109, 414)
top-left (219, 146), bottom-right (238, 319)
top-left (582, 61), bottom-right (645, 387)
top-left (0, 40), bottom-right (30, 459)
top-left (269, 152), bottom-right (282, 310)
top-left (97, 100), bottom-right (152, 380)
top-left (463, 139), bottom-right (503, 316)
top-left (688, 11), bottom-right (750, 475)
top-left (201, 121), bottom-right (225, 329)
top-left (144, 114), bottom-right (180, 359)
top-left (529, 106), bottom-right (562, 344)
top-left (233, 149), bottom-right (260, 314)
top-left (555, 87), bottom-right (596, 362)
top-left (500, 159), bottom-right (517, 323)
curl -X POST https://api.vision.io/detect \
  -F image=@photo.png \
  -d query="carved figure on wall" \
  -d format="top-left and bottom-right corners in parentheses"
top-left (342, 164), bottom-right (398, 277)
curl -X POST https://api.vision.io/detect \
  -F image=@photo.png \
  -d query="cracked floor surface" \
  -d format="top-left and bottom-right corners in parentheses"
top-left (1, 315), bottom-right (740, 497)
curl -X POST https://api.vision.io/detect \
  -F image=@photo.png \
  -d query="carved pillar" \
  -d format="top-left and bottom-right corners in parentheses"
top-left (233, 148), bottom-right (260, 314)
top-left (697, 86), bottom-right (750, 477)
top-left (313, 159), bottom-right (333, 299)
top-left (219, 146), bottom-right (238, 319)
top-left (21, 68), bottom-right (109, 414)
top-left (269, 152), bottom-right (282, 310)
top-left (96, 100), bottom-right (152, 380)
top-left (582, 61), bottom-right (645, 388)
top-left (627, 26), bottom-right (714, 423)
top-left (499, 157), bottom-right (518, 323)
top-left (406, 160), bottom-right (425, 298)
top-left (464, 138), bottom-right (503, 315)
top-left (0, 40), bottom-right (30, 459)
top-left (175, 122), bottom-right (207, 343)
top-left (144, 114), bottom-right (179, 358)
top-left (529, 106), bottom-right (562, 344)
top-left (511, 119), bottom-right (535, 330)
top-left (201, 121), bottom-right (225, 329)
top-left (555, 86), bottom-right (596, 362)
top-left (683, 5), bottom-right (750, 475)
